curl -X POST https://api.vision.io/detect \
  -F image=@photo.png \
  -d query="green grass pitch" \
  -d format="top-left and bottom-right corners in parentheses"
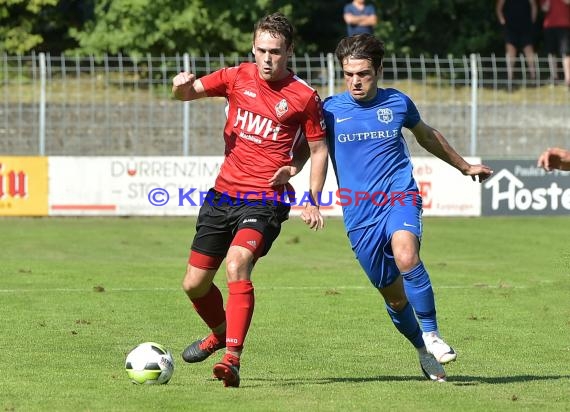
top-left (1, 216), bottom-right (569, 411)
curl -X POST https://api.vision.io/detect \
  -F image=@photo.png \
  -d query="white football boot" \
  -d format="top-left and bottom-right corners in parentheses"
top-left (423, 331), bottom-right (457, 364)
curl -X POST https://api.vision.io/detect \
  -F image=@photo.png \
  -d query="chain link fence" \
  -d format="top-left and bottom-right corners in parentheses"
top-left (1, 52), bottom-right (569, 158)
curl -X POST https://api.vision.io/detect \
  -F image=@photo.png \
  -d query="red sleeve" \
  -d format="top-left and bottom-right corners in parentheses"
top-left (302, 91), bottom-right (326, 141)
top-left (199, 66), bottom-right (239, 98)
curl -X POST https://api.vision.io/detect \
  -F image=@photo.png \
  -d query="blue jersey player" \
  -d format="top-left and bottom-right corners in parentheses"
top-left (323, 34), bottom-right (493, 381)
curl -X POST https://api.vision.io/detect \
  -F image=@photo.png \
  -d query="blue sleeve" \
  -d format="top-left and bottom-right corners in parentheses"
top-left (402, 94), bottom-right (421, 129)
top-left (366, 5), bottom-right (376, 15)
top-left (322, 98), bottom-right (335, 141)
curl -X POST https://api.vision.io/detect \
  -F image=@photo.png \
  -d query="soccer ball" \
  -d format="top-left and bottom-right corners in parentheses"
top-left (125, 342), bottom-right (174, 384)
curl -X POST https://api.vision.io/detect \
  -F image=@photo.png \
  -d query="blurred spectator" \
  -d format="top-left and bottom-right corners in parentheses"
top-left (540, 0), bottom-right (570, 87)
top-left (496, 0), bottom-right (538, 84)
top-left (343, 0), bottom-right (378, 36)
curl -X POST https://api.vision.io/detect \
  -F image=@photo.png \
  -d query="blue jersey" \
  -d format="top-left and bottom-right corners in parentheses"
top-left (323, 88), bottom-right (421, 232)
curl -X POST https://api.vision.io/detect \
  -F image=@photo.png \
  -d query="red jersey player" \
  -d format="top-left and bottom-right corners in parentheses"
top-left (172, 13), bottom-right (328, 388)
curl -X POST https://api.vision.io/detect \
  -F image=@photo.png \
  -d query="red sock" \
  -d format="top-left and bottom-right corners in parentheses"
top-left (225, 280), bottom-right (254, 352)
top-left (190, 284), bottom-right (226, 334)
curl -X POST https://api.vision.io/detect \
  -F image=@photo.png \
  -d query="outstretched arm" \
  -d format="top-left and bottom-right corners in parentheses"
top-left (537, 147), bottom-right (570, 171)
top-left (172, 71), bottom-right (208, 101)
top-left (411, 120), bottom-right (493, 182)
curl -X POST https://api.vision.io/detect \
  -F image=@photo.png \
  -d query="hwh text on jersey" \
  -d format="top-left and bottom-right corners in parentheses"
top-left (234, 108), bottom-right (280, 141)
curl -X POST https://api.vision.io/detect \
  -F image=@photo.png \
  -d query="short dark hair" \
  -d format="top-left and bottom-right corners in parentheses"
top-left (335, 34), bottom-right (385, 72)
top-left (253, 13), bottom-right (294, 50)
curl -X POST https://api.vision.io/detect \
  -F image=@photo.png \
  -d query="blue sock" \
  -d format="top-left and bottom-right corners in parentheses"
top-left (385, 302), bottom-right (424, 348)
top-left (401, 262), bottom-right (438, 332)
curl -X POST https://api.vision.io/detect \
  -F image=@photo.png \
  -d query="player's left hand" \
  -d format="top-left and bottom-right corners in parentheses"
top-left (268, 165), bottom-right (299, 186)
top-left (300, 204), bottom-right (324, 231)
top-left (464, 164), bottom-right (494, 183)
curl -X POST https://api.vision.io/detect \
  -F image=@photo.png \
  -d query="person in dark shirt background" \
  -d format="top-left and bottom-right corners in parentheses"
top-left (344, 0), bottom-right (378, 36)
top-left (496, 0), bottom-right (538, 84)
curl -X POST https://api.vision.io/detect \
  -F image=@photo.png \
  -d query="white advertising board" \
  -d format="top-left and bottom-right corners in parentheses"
top-left (412, 156), bottom-right (481, 216)
top-left (49, 157), bottom-right (222, 215)
top-left (48, 156), bottom-right (480, 217)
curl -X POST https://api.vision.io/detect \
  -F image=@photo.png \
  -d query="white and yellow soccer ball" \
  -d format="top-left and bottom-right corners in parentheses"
top-left (125, 342), bottom-right (174, 384)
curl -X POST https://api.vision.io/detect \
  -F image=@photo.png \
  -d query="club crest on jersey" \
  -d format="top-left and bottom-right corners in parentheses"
top-left (275, 99), bottom-right (289, 117)
top-left (377, 108), bottom-right (393, 124)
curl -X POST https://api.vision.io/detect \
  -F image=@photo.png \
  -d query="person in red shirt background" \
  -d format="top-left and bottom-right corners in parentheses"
top-left (540, 0), bottom-right (570, 87)
top-left (172, 12), bottom-right (328, 388)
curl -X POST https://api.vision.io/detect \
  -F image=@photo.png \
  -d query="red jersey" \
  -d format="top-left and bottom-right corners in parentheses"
top-left (199, 62), bottom-right (326, 199)
top-left (541, 0), bottom-right (570, 28)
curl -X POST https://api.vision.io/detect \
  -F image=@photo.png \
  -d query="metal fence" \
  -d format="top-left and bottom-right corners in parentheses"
top-left (1, 52), bottom-right (569, 158)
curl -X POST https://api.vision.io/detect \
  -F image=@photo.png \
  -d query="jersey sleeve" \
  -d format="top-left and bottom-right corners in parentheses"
top-left (199, 66), bottom-right (239, 98)
top-left (402, 93), bottom-right (421, 129)
top-left (302, 92), bottom-right (327, 141)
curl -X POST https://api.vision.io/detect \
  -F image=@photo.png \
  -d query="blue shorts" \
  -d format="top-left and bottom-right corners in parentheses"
top-left (348, 203), bottom-right (423, 288)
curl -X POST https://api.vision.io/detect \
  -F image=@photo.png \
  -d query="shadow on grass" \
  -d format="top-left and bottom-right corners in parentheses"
top-left (449, 375), bottom-right (570, 386)
top-left (245, 374), bottom-right (570, 387)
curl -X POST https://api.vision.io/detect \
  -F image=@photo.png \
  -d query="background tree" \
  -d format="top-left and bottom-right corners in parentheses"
top-left (68, 0), bottom-right (277, 56)
top-left (1, 0), bottom-right (58, 54)
top-left (1, 0), bottom-right (527, 57)
top-left (375, 0), bottom-right (503, 56)
top-left (0, 0), bottom-right (92, 54)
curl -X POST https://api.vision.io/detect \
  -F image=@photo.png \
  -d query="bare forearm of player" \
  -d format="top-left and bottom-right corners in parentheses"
top-left (172, 80), bottom-right (206, 101)
top-left (291, 140), bottom-right (311, 175)
top-left (414, 125), bottom-right (470, 174)
top-left (307, 140), bottom-right (328, 206)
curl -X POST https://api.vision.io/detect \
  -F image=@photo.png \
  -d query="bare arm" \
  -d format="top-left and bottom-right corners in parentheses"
top-left (361, 14), bottom-right (377, 26)
top-left (267, 139), bottom-right (310, 186)
top-left (291, 139), bottom-right (311, 176)
top-left (411, 120), bottom-right (493, 182)
top-left (530, 0), bottom-right (538, 22)
top-left (343, 12), bottom-right (354, 24)
top-left (496, 0), bottom-right (506, 24)
top-left (172, 71), bottom-right (208, 101)
top-left (537, 147), bottom-right (570, 171)
top-left (343, 13), bottom-right (377, 26)
top-left (302, 139), bottom-right (328, 230)
top-left (266, 137), bottom-right (329, 230)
